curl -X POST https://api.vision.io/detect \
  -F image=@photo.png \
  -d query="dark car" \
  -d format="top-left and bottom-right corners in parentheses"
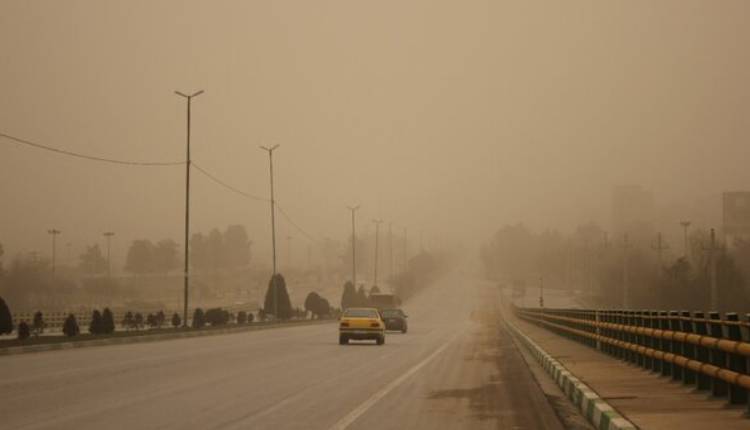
top-left (381, 309), bottom-right (408, 333)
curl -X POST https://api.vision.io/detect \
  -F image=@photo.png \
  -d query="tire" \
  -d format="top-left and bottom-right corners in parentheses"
top-left (401, 327), bottom-right (407, 334)
top-left (339, 335), bottom-right (348, 345)
top-left (376, 335), bottom-right (385, 345)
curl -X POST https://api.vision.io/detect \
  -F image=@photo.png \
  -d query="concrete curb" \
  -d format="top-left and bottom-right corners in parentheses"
top-left (505, 319), bottom-right (637, 430)
top-left (0, 319), bottom-right (335, 357)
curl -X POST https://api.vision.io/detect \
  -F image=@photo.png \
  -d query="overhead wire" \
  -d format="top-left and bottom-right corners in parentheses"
top-left (0, 132), bottom-right (185, 166)
top-left (1, 130), bottom-right (322, 244)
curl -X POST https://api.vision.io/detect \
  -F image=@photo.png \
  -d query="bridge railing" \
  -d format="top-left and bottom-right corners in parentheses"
top-left (514, 306), bottom-right (750, 415)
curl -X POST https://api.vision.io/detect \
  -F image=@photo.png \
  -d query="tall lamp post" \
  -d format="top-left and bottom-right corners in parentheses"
top-left (372, 219), bottom-right (383, 288)
top-left (347, 205), bottom-right (360, 287)
top-left (48, 229), bottom-right (61, 277)
top-left (260, 144), bottom-right (280, 318)
top-left (103, 232), bottom-right (115, 277)
top-left (175, 89), bottom-right (204, 327)
top-left (680, 220), bottom-right (691, 260)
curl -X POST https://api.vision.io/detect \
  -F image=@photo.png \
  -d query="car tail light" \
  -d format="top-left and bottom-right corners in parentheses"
top-left (370, 322), bottom-right (380, 328)
top-left (340, 321), bottom-right (350, 327)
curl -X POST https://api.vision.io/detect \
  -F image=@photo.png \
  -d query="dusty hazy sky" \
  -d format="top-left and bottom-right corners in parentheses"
top-left (1, 1), bottom-right (749, 266)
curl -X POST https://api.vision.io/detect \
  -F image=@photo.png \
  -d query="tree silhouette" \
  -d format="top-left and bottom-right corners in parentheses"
top-left (63, 314), bottom-right (79, 337)
top-left (124, 240), bottom-right (156, 275)
top-left (0, 297), bottom-right (12, 335)
top-left (171, 313), bottom-right (181, 328)
top-left (89, 310), bottom-right (103, 335)
top-left (224, 225), bottom-right (252, 269)
top-left (263, 274), bottom-right (293, 319)
top-left (17, 321), bottom-right (30, 340)
top-left (192, 308), bottom-right (205, 328)
top-left (101, 308), bottom-right (115, 334)
top-left (32, 311), bottom-right (45, 336)
top-left (79, 244), bottom-right (107, 274)
top-left (153, 240), bottom-right (179, 274)
top-left (341, 281), bottom-right (357, 310)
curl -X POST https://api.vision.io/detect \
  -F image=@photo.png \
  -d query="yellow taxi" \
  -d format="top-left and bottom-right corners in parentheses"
top-left (338, 307), bottom-right (385, 345)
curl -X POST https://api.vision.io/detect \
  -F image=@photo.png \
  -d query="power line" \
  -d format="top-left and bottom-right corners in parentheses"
top-left (191, 162), bottom-right (268, 202)
top-left (276, 203), bottom-right (319, 243)
top-left (0, 132), bottom-right (185, 166)
top-left (191, 162), bottom-right (318, 243)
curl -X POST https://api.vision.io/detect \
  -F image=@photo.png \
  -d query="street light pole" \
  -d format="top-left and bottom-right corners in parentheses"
top-left (287, 235), bottom-right (293, 269)
top-left (373, 219), bottom-right (383, 288)
top-left (47, 229), bottom-right (61, 277)
top-left (175, 89), bottom-right (204, 327)
top-left (103, 232), bottom-right (115, 277)
top-left (347, 205), bottom-right (360, 287)
top-left (680, 220), bottom-right (691, 260)
top-left (260, 144), bottom-right (280, 318)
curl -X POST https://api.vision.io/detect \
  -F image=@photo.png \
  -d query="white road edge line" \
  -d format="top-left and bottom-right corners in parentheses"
top-left (328, 337), bottom-right (457, 430)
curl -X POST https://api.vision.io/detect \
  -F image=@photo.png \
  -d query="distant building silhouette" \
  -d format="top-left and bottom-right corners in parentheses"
top-left (722, 191), bottom-right (750, 247)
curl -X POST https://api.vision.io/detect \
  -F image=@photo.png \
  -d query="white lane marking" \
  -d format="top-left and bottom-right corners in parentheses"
top-left (328, 336), bottom-right (457, 430)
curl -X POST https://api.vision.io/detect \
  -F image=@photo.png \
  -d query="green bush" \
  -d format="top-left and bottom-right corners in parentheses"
top-left (0, 297), bottom-right (12, 335)
top-left (204, 308), bottom-right (230, 326)
top-left (63, 314), bottom-right (80, 337)
top-left (89, 310), bottom-right (103, 335)
top-left (171, 312), bottom-right (181, 328)
top-left (17, 321), bottom-right (30, 340)
top-left (263, 274), bottom-right (293, 319)
top-left (32, 311), bottom-right (45, 336)
top-left (192, 308), bottom-right (205, 328)
top-left (101, 308), bottom-right (115, 334)
top-left (237, 311), bottom-right (248, 324)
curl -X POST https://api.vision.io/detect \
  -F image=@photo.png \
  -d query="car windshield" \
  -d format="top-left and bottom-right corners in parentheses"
top-left (381, 309), bottom-right (403, 318)
top-left (343, 309), bottom-right (380, 318)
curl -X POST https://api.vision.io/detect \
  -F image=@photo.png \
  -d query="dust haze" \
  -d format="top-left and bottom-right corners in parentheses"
top-left (1, 1), bottom-right (749, 271)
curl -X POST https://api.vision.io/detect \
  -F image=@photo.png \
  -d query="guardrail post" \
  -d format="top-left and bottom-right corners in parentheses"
top-left (595, 309), bottom-right (601, 351)
top-left (651, 311), bottom-right (663, 373)
top-left (670, 311), bottom-right (683, 381)
top-left (644, 310), bottom-right (654, 370)
top-left (660, 311), bottom-right (672, 377)
top-left (615, 310), bottom-right (624, 360)
top-left (708, 312), bottom-right (728, 398)
top-left (635, 310), bottom-right (645, 367)
top-left (693, 311), bottom-right (711, 390)
top-left (681, 310), bottom-right (696, 385)
top-left (725, 313), bottom-right (747, 405)
top-left (623, 310), bottom-right (633, 364)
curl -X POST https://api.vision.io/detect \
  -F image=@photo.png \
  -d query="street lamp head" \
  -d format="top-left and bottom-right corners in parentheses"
top-left (174, 90), bottom-right (204, 99)
top-left (347, 205), bottom-right (360, 211)
top-left (260, 144), bottom-right (281, 153)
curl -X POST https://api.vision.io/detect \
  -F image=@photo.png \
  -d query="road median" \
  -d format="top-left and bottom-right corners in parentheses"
top-left (0, 319), bottom-right (335, 357)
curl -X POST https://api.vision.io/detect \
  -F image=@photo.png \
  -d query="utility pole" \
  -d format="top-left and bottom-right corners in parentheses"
top-left (103, 232), bottom-right (115, 277)
top-left (651, 232), bottom-right (669, 279)
top-left (48, 229), bottom-right (61, 277)
top-left (680, 220), bottom-right (691, 260)
top-left (620, 233), bottom-right (632, 308)
top-left (403, 227), bottom-right (408, 273)
top-left (388, 222), bottom-right (394, 283)
top-left (539, 276), bottom-right (544, 308)
top-left (260, 144), bottom-right (280, 318)
top-left (373, 219), bottom-right (383, 288)
top-left (286, 235), bottom-right (293, 270)
top-left (703, 228), bottom-right (720, 310)
top-left (175, 89), bottom-right (204, 327)
top-left (347, 205), bottom-right (360, 287)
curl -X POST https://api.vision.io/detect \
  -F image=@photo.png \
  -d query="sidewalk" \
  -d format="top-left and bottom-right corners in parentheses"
top-left (506, 310), bottom-right (748, 429)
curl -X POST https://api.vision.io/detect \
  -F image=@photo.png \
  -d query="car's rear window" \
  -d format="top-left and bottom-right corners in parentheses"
top-left (344, 309), bottom-right (380, 318)
top-left (381, 309), bottom-right (403, 318)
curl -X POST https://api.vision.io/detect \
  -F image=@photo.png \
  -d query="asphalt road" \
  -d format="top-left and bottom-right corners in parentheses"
top-left (0, 276), bottom-right (572, 430)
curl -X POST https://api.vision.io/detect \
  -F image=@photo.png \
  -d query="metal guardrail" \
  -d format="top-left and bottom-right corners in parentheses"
top-left (515, 306), bottom-right (750, 415)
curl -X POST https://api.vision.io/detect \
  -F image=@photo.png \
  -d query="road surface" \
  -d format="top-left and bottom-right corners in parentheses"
top-left (0, 276), bottom-right (577, 429)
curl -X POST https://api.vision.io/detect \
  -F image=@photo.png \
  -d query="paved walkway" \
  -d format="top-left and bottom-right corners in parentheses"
top-left (504, 306), bottom-right (749, 430)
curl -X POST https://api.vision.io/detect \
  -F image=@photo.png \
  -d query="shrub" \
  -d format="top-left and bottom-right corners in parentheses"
top-left (305, 292), bottom-right (331, 319)
top-left (146, 313), bottom-right (157, 328)
top-left (237, 311), bottom-right (248, 324)
top-left (89, 310), bottom-right (103, 335)
top-left (156, 310), bottom-right (165, 328)
top-left (356, 286), bottom-right (369, 307)
top-left (205, 308), bottom-right (230, 326)
top-left (0, 297), bottom-right (12, 335)
top-left (134, 313), bottom-right (144, 330)
top-left (63, 314), bottom-right (80, 337)
top-left (101, 308), bottom-right (115, 334)
top-left (263, 274), bottom-right (293, 319)
top-left (171, 312), bottom-right (181, 328)
top-left (341, 282), bottom-right (356, 310)
top-left (122, 311), bottom-right (134, 330)
top-left (247, 312), bottom-right (255, 323)
top-left (192, 308), bottom-right (205, 329)
top-left (32, 311), bottom-right (45, 336)
top-left (17, 321), bottom-right (30, 340)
